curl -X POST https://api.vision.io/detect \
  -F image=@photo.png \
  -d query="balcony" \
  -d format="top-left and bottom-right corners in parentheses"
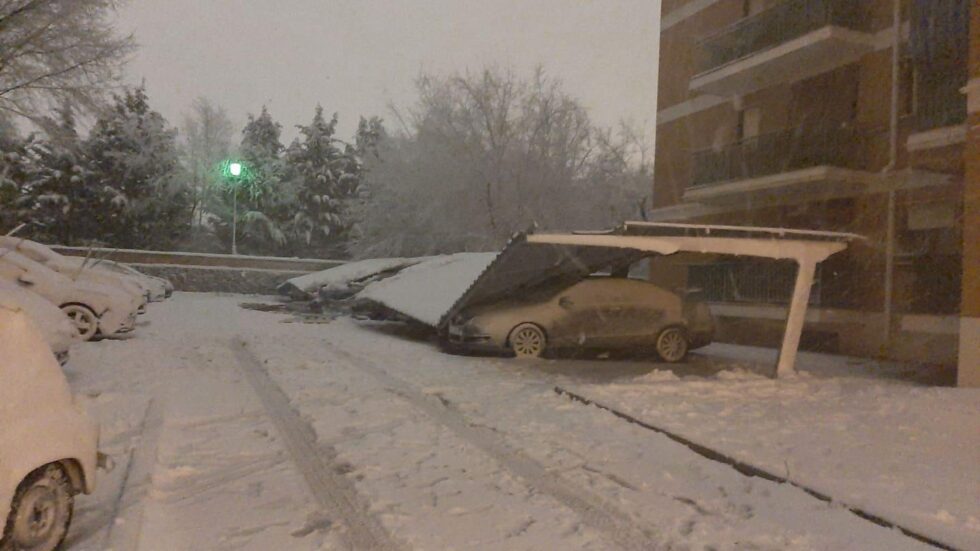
top-left (690, 0), bottom-right (874, 96)
top-left (686, 125), bottom-right (874, 203)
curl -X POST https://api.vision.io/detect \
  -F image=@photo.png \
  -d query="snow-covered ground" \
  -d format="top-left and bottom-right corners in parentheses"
top-left (59, 293), bottom-right (978, 550)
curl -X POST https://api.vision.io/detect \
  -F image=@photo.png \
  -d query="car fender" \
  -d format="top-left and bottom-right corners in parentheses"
top-left (0, 407), bottom-right (99, 499)
top-left (0, 311), bottom-right (99, 524)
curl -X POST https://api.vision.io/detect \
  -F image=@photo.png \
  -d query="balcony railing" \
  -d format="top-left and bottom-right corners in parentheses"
top-left (690, 125), bottom-right (867, 188)
top-left (695, 0), bottom-right (871, 74)
top-left (689, 260), bottom-right (823, 306)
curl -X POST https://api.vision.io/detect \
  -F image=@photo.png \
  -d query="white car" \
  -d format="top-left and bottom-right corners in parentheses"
top-left (0, 280), bottom-right (77, 364)
top-left (0, 248), bottom-right (140, 341)
top-left (0, 306), bottom-right (101, 551)
top-left (0, 237), bottom-right (149, 309)
top-left (83, 259), bottom-right (172, 302)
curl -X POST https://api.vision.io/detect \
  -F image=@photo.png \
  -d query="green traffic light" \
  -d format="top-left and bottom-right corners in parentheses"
top-left (229, 162), bottom-right (242, 177)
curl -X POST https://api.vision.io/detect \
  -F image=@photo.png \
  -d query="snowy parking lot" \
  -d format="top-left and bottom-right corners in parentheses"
top-left (60, 293), bottom-right (978, 551)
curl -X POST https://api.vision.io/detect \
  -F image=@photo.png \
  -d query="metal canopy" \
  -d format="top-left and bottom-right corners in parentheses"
top-left (438, 234), bottom-right (649, 327)
top-left (440, 222), bottom-right (860, 378)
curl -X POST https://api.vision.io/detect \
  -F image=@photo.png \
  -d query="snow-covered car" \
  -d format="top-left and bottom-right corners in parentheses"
top-left (0, 248), bottom-right (140, 341)
top-left (0, 280), bottom-right (77, 364)
top-left (446, 276), bottom-right (715, 362)
top-left (0, 237), bottom-right (149, 309)
top-left (78, 258), bottom-right (172, 302)
top-left (0, 306), bottom-right (102, 551)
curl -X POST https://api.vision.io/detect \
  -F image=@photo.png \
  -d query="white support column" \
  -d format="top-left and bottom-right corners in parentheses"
top-left (776, 260), bottom-right (816, 378)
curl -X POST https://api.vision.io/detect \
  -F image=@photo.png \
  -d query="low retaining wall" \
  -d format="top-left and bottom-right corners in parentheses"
top-left (134, 264), bottom-right (307, 294)
top-left (51, 245), bottom-right (342, 272)
top-left (52, 246), bottom-right (344, 295)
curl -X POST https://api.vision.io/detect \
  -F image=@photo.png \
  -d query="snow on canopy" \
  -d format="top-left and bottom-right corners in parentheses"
top-left (277, 257), bottom-right (427, 300)
top-left (357, 253), bottom-right (497, 327)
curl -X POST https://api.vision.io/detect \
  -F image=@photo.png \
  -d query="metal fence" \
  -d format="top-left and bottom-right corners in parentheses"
top-left (688, 261), bottom-right (821, 306)
top-left (695, 0), bottom-right (871, 74)
top-left (690, 124), bottom-right (866, 188)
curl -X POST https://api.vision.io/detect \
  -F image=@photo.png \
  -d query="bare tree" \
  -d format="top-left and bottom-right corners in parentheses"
top-left (351, 67), bottom-right (651, 258)
top-left (180, 97), bottom-right (234, 227)
top-left (0, 0), bottom-right (134, 121)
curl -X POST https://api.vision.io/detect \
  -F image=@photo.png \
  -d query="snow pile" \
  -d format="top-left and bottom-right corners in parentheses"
top-left (277, 257), bottom-right (426, 300)
top-left (357, 253), bottom-right (497, 326)
top-left (557, 343), bottom-right (980, 550)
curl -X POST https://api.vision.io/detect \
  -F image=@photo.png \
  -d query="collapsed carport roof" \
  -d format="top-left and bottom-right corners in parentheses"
top-left (440, 222), bottom-right (862, 378)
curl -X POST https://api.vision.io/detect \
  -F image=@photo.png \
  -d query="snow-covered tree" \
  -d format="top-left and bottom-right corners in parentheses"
top-left (16, 104), bottom-right (97, 244)
top-left (0, 123), bottom-right (30, 232)
top-left (84, 86), bottom-right (190, 248)
top-left (282, 106), bottom-right (378, 257)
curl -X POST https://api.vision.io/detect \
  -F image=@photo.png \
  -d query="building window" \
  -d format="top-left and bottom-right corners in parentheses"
top-left (739, 107), bottom-right (762, 141)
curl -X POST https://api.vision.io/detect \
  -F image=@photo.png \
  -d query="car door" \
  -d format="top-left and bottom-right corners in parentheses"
top-left (548, 279), bottom-right (608, 346)
top-left (583, 278), bottom-right (668, 347)
top-left (614, 279), bottom-right (674, 345)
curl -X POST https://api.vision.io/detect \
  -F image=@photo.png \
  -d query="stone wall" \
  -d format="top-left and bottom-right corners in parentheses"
top-left (133, 265), bottom-right (304, 295)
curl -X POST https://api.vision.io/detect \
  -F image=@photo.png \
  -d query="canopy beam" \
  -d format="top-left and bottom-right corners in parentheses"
top-left (776, 260), bottom-right (817, 377)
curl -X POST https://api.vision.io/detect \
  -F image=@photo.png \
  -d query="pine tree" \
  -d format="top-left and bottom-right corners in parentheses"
top-left (20, 104), bottom-right (95, 244)
top-left (84, 86), bottom-right (190, 248)
top-left (284, 107), bottom-right (381, 256)
top-left (0, 124), bottom-right (30, 233)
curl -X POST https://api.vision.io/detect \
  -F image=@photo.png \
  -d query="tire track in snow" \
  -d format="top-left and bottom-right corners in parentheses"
top-left (231, 339), bottom-right (403, 551)
top-left (101, 397), bottom-right (164, 551)
top-left (321, 341), bottom-right (664, 551)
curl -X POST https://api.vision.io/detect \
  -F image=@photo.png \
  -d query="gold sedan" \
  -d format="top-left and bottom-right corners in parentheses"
top-left (446, 276), bottom-right (714, 362)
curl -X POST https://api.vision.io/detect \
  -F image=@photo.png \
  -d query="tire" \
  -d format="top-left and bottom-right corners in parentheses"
top-left (60, 304), bottom-right (99, 341)
top-left (1, 464), bottom-right (74, 551)
top-left (655, 326), bottom-right (689, 363)
top-left (509, 323), bottom-right (547, 358)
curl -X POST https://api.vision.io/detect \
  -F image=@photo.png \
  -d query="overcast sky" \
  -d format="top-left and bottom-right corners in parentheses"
top-left (117, 1), bottom-right (661, 145)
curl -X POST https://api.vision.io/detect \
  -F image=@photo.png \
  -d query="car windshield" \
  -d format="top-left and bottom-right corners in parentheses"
top-left (0, 2), bottom-right (975, 550)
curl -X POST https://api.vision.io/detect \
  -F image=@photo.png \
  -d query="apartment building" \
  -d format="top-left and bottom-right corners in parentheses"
top-left (651, 0), bottom-right (977, 384)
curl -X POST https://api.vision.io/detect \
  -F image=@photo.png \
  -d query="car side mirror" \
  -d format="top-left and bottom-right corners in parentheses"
top-left (558, 296), bottom-right (574, 309)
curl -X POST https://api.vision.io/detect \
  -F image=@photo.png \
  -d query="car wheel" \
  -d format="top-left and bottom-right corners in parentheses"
top-left (509, 323), bottom-right (546, 358)
top-left (1, 464), bottom-right (74, 551)
top-left (655, 326), bottom-right (688, 363)
top-left (61, 304), bottom-right (99, 341)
